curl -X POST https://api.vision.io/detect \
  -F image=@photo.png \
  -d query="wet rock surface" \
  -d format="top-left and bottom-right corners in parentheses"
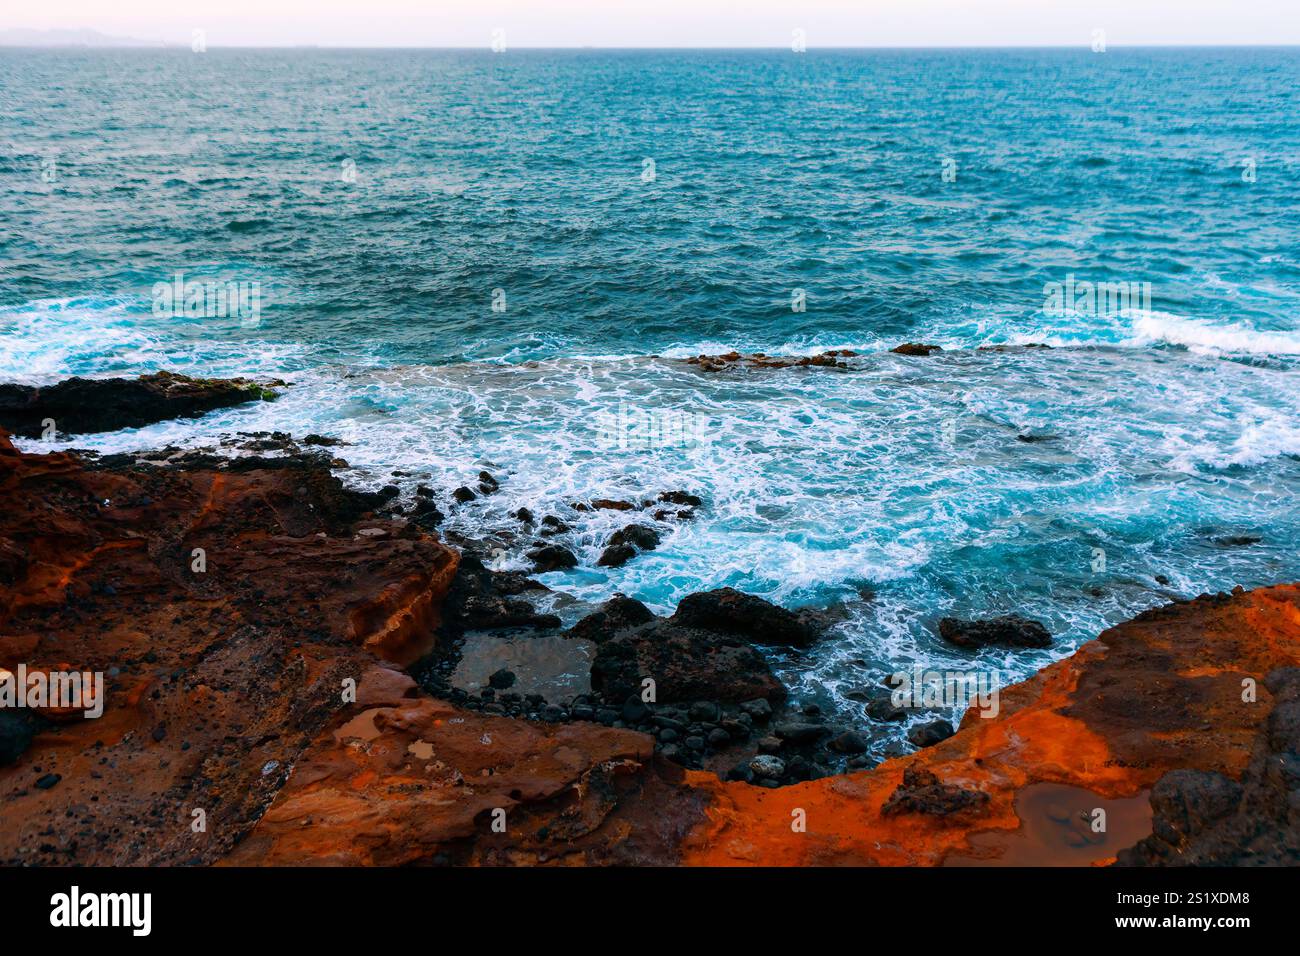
top-left (938, 614), bottom-right (1053, 649)
top-left (0, 371), bottom-right (282, 438)
top-left (1117, 667), bottom-right (1300, 865)
top-left (685, 350), bottom-right (857, 372)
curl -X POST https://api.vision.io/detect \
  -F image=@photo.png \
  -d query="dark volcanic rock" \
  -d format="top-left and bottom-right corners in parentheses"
top-left (829, 729), bottom-right (870, 754)
top-left (0, 371), bottom-right (281, 438)
top-left (670, 587), bottom-right (818, 647)
top-left (526, 544), bottom-right (578, 573)
top-left (442, 553), bottom-right (558, 632)
top-left (907, 719), bottom-right (956, 748)
top-left (890, 343), bottom-right (943, 356)
top-left (1117, 667), bottom-right (1300, 865)
top-left (0, 711), bottom-right (40, 766)
top-left (881, 768), bottom-right (990, 817)
top-left (597, 524), bottom-right (661, 568)
top-left (774, 721), bottom-right (829, 745)
top-left (590, 622), bottom-right (786, 705)
top-left (937, 614), bottom-right (1052, 650)
top-left (658, 490), bottom-right (703, 508)
top-left (568, 595), bottom-right (656, 644)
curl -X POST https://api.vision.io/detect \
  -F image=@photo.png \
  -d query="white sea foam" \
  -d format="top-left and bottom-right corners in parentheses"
top-left (1126, 311), bottom-right (1300, 357)
top-left (8, 299), bottom-right (1300, 737)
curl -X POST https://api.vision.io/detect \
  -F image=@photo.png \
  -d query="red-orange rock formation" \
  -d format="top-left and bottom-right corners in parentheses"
top-left (0, 428), bottom-right (457, 864)
top-left (232, 585), bottom-right (1300, 865)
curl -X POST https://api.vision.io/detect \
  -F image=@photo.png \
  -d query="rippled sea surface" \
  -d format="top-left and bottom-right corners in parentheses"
top-left (3, 48), bottom-right (1299, 744)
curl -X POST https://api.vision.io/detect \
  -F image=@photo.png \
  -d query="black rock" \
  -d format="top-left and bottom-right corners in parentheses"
top-left (35, 773), bottom-right (61, 790)
top-left (591, 621), bottom-right (786, 705)
top-left (739, 698), bottom-right (773, 722)
top-left (567, 595), bottom-right (656, 644)
top-left (688, 701), bottom-right (721, 723)
top-left (707, 727), bottom-right (731, 748)
top-left (907, 719), bottom-right (956, 748)
top-left (488, 668), bottom-right (516, 690)
top-left (657, 490), bottom-right (703, 507)
top-left (0, 371), bottom-right (281, 438)
top-left (597, 524), bottom-right (662, 568)
top-left (0, 711), bottom-right (38, 766)
top-left (622, 695), bottom-right (650, 723)
top-left (866, 696), bottom-right (907, 722)
top-left (452, 486), bottom-right (477, 504)
top-left (670, 587), bottom-right (819, 647)
top-left (937, 614), bottom-right (1052, 650)
top-left (513, 507), bottom-right (535, 524)
top-left (684, 735), bottom-right (706, 751)
top-left (725, 762), bottom-right (754, 782)
top-left (526, 544), bottom-right (578, 572)
top-left (539, 515), bottom-right (571, 535)
top-left (774, 722), bottom-right (829, 744)
top-left (828, 729), bottom-right (870, 754)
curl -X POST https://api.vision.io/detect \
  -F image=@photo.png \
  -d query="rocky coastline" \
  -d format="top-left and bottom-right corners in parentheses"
top-left (2, 372), bottom-right (1298, 866)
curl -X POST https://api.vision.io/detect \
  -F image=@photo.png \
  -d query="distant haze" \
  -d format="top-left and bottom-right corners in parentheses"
top-left (2, 1), bottom-right (1298, 48)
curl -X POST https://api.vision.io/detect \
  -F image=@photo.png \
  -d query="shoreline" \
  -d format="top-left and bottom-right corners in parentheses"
top-left (2, 372), bottom-right (1298, 865)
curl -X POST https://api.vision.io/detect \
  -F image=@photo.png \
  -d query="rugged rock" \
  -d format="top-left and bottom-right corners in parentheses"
top-left (670, 587), bottom-right (819, 647)
top-left (0, 426), bottom-right (457, 865)
top-left (937, 614), bottom-right (1052, 649)
top-left (0, 371), bottom-right (281, 438)
top-left (597, 524), bottom-right (661, 568)
top-left (526, 544), bottom-right (578, 573)
top-left (567, 595), bottom-right (656, 644)
top-left (685, 350), bottom-right (857, 372)
top-left (590, 622), bottom-right (787, 705)
top-left (5, 412), bottom-right (1300, 868)
top-left (1116, 667), bottom-right (1300, 865)
top-left (441, 552), bottom-right (557, 633)
top-left (881, 768), bottom-right (991, 817)
top-left (890, 343), bottom-right (943, 356)
top-left (658, 490), bottom-right (702, 508)
top-left (907, 719), bottom-right (956, 748)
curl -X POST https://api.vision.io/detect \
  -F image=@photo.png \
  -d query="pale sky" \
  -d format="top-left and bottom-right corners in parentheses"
top-left (2, 0), bottom-right (1297, 48)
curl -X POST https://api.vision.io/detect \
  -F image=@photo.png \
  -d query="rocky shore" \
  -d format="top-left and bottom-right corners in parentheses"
top-left (2, 372), bottom-right (1297, 866)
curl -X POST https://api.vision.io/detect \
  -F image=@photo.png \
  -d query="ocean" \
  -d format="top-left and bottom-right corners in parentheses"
top-left (3, 47), bottom-right (1299, 741)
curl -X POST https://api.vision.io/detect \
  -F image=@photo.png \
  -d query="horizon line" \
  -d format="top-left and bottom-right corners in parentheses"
top-left (4, 42), bottom-right (1300, 50)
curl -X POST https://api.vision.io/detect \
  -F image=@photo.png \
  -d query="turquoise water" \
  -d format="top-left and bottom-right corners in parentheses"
top-left (2, 48), bottom-right (1299, 732)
